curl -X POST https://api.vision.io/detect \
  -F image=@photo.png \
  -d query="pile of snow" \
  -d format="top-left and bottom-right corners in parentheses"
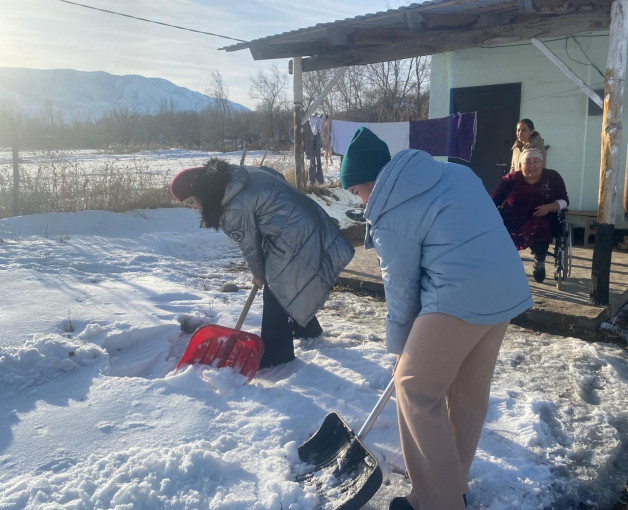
top-left (0, 334), bottom-right (106, 392)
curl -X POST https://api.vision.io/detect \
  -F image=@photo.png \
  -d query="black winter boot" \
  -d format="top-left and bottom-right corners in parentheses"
top-left (389, 497), bottom-right (414, 510)
top-left (533, 259), bottom-right (546, 283)
top-left (390, 494), bottom-right (467, 509)
top-left (292, 316), bottom-right (323, 339)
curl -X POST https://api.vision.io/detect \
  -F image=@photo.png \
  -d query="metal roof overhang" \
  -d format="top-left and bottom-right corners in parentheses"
top-left (221, 0), bottom-right (611, 72)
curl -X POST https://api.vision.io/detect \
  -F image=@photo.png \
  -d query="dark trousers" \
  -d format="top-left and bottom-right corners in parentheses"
top-left (259, 285), bottom-right (322, 369)
top-left (531, 242), bottom-right (549, 262)
top-left (308, 133), bottom-right (324, 185)
top-left (308, 155), bottom-right (324, 185)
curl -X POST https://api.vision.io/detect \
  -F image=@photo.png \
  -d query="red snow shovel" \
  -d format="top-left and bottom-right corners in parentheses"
top-left (296, 377), bottom-right (395, 509)
top-left (175, 284), bottom-right (264, 382)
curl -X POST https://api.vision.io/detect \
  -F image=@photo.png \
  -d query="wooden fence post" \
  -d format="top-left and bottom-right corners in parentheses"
top-left (591, 0), bottom-right (628, 306)
top-left (12, 135), bottom-right (19, 216)
top-left (239, 145), bottom-right (247, 166)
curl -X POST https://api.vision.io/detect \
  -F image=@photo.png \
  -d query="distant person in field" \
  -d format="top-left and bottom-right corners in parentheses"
top-left (340, 127), bottom-right (532, 510)
top-left (170, 158), bottom-right (354, 369)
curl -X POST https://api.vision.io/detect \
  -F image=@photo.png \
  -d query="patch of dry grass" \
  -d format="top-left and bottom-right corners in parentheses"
top-left (0, 151), bottom-right (344, 219)
top-left (0, 158), bottom-right (176, 218)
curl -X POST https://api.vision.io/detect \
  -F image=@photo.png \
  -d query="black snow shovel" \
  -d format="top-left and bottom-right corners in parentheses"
top-left (297, 377), bottom-right (396, 509)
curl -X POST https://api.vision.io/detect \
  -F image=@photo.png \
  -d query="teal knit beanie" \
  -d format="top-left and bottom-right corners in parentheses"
top-left (340, 127), bottom-right (391, 189)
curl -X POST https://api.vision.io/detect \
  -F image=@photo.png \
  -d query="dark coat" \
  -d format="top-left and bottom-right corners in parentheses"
top-left (491, 168), bottom-right (569, 250)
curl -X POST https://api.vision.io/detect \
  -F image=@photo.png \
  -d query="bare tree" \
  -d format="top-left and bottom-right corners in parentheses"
top-left (103, 105), bottom-right (137, 147)
top-left (303, 69), bottom-right (338, 114)
top-left (334, 67), bottom-right (370, 119)
top-left (0, 100), bottom-right (21, 146)
top-left (206, 70), bottom-right (234, 150)
top-left (249, 64), bottom-right (289, 146)
top-left (414, 56), bottom-right (432, 119)
top-left (301, 56), bottom-right (431, 123)
top-left (366, 59), bottom-right (418, 121)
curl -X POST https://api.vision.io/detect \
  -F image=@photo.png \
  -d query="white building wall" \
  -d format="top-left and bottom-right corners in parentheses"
top-left (430, 32), bottom-right (627, 225)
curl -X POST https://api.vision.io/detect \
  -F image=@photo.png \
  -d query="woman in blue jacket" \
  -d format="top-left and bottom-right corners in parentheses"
top-left (340, 128), bottom-right (533, 510)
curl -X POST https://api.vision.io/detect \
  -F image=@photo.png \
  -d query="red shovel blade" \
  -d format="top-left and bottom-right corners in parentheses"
top-left (176, 324), bottom-right (264, 382)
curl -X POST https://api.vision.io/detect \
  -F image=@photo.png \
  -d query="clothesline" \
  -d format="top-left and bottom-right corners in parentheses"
top-left (319, 112), bottom-right (477, 162)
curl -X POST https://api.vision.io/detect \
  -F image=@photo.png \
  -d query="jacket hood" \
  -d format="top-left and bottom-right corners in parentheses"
top-left (221, 166), bottom-right (249, 205)
top-left (365, 150), bottom-right (443, 225)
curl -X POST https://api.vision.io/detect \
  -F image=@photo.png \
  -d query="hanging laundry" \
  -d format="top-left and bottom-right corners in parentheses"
top-left (310, 114), bottom-right (324, 136)
top-left (305, 116), bottom-right (324, 184)
top-left (409, 112), bottom-right (477, 162)
top-left (330, 120), bottom-right (410, 157)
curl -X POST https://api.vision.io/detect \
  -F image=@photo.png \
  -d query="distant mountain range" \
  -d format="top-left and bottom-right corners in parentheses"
top-left (0, 67), bottom-right (249, 123)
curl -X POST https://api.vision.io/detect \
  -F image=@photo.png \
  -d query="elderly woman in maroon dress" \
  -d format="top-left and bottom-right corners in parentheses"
top-left (492, 148), bottom-right (569, 283)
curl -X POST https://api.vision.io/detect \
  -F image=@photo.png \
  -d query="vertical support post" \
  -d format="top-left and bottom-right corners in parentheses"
top-left (624, 141), bottom-right (628, 217)
top-left (239, 145), bottom-right (247, 166)
top-left (591, 0), bottom-right (628, 306)
top-left (12, 130), bottom-right (19, 216)
top-left (293, 57), bottom-right (306, 191)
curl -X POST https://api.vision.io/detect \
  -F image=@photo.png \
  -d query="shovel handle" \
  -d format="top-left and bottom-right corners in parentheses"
top-left (357, 376), bottom-right (395, 441)
top-left (234, 283), bottom-right (259, 331)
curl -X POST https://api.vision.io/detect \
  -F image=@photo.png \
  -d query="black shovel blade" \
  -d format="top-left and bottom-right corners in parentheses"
top-left (297, 413), bottom-right (383, 509)
top-left (298, 412), bottom-right (353, 467)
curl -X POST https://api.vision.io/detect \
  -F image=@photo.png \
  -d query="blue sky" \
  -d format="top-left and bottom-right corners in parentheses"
top-left (0, 0), bottom-right (412, 108)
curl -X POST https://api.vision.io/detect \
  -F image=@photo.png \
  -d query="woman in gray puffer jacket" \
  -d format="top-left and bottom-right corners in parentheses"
top-left (170, 158), bottom-right (354, 369)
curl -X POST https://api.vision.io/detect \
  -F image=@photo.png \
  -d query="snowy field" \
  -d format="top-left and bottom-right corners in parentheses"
top-left (0, 149), bottom-right (627, 509)
top-left (0, 148), bottom-right (339, 184)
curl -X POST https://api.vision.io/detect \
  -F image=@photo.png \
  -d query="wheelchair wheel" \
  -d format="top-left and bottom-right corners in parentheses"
top-left (554, 221), bottom-right (572, 290)
top-left (565, 222), bottom-right (572, 277)
top-left (555, 264), bottom-right (565, 290)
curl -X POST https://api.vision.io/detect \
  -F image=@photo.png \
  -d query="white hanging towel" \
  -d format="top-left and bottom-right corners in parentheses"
top-left (330, 120), bottom-right (410, 156)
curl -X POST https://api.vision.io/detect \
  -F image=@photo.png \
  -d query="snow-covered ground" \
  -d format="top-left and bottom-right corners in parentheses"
top-left (0, 150), bottom-right (627, 509)
top-left (0, 148), bottom-right (339, 185)
top-left (0, 148), bottom-right (257, 175)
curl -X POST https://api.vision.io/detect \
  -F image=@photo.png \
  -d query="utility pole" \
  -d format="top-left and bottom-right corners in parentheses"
top-left (591, 0), bottom-right (628, 305)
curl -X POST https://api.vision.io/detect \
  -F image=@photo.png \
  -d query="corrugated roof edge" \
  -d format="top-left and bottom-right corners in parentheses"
top-left (219, 0), bottom-right (448, 51)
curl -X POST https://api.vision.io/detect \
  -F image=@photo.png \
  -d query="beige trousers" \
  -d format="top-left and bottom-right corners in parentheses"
top-left (394, 313), bottom-right (509, 510)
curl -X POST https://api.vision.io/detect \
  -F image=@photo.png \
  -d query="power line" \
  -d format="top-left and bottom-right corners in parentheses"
top-left (570, 36), bottom-right (605, 78)
top-left (57, 0), bottom-right (247, 43)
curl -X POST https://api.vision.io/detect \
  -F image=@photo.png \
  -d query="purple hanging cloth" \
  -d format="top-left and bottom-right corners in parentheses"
top-left (409, 112), bottom-right (477, 162)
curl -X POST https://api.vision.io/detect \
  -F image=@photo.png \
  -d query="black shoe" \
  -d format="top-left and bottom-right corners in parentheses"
top-left (533, 260), bottom-right (546, 283)
top-left (258, 354), bottom-right (295, 370)
top-left (389, 497), bottom-right (414, 510)
top-left (463, 493), bottom-right (468, 507)
top-left (292, 318), bottom-right (323, 339)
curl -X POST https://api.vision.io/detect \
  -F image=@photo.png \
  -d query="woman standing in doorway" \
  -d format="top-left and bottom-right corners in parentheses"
top-left (510, 118), bottom-right (546, 172)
